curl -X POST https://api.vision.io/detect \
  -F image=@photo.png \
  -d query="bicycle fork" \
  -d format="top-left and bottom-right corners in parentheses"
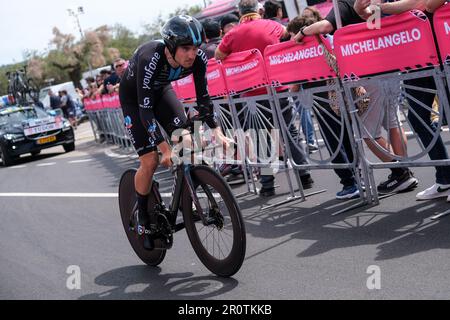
top-left (183, 164), bottom-right (222, 228)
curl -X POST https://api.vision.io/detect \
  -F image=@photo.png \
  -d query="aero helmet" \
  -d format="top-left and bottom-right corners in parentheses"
top-left (161, 15), bottom-right (206, 57)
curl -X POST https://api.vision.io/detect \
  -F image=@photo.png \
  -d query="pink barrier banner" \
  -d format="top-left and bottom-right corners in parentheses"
top-left (174, 74), bottom-right (196, 101)
top-left (101, 93), bottom-right (121, 109)
top-left (221, 49), bottom-right (269, 95)
top-left (102, 95), bottom-right (111, 109)
top-left (206, 58), bottom-right (228, 97)
top-left (433, 3), bottom-right (450, 64)
top-left (334, 11), bottom-right (439, 80)
top-left (264, 38), bottom-right (337, 86)
top-left (87, 95), bottom-right (103, 111)
top-left (83, 98), bottom-right (92, 111)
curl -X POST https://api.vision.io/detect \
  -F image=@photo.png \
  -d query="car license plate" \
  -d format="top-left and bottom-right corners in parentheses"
top-left (37, 136), bottom-right (57, 145)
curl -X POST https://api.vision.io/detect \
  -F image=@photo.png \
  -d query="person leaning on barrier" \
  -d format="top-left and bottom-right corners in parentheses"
top-left (215, 0), bottom-right (314, 198)
top-left (354, 0), bottom-right (450, 202)
top-left (286, 17), bottom-right (319, 152)
top-left (294, 0), bottom-right (419, 196)
top-left (288, 16), bottom-right (364, 200)
top-left (106, 58), bottom-right (127, 93)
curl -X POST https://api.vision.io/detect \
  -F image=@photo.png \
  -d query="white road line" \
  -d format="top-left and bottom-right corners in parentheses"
top-left (105, 148), bottom-right (138, 159)
top-left (36, 163), bottom-right (56, 167)
top-left (10, 165), bottom-right (27, 169)
top-left (0, 192), bottom-right (220, 198)
top-left (68, 159), bottom-right (94, 164)
top-left (0, 193), bottom-right (117, 198)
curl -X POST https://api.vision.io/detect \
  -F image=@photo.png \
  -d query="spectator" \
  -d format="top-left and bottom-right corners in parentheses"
top-left (354, 0), bottom-right (450, 201)
top-left (264, 0), bottom-right (287, 25)
top-left (293, 0), bottom-right (419, 196)
top-left (60, 90), bottom-right (77, 129)
top-left (301, 6), bottom-right (324, 21)
top-left (200, 19), bottom-right (222, 59)
top-left (102, 59), bottom-right (126, 94)
top-left (220, 13), bottom-right (239, 35)
top-left (48, 89), bottom-right (61, 110)
top-left (215, 0), bottom-right (314, 197)
top-left (286, 16), bottom-right (318, 152)
top-left (288, 16), bottom-right (362, 199)
top-left (113, 58), bottom-right (128, 79)
top-left (258, 2), bottom-right (265, 16)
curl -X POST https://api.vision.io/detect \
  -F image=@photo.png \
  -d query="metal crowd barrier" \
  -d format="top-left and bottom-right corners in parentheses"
top-left (84, 7), bottom-right (450, 215)
top-left (333, 10), bottom-right (450, 206)
top-left (83, 93), bottom-right (133, 152)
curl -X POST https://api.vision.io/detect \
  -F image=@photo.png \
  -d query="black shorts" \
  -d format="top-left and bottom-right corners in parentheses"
top-left (121, 85), bottom-right (187, 157)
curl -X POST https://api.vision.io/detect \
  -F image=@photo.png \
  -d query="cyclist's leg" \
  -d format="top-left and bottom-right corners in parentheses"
top-left (121, 103), bottom-right (159, 229)
top-left (153, 85), bottom-right (190, 160)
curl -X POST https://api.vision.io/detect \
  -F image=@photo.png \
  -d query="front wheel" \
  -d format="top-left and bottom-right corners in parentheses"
top-left (118, 169), bottom-right (166, 266)
top-left (182, 165), bottom-right (246, 277)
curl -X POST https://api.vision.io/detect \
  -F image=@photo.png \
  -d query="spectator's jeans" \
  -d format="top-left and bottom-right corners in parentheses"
top-left (313, 97), bottom-right (357, 188)
top-left (404, 77), bottom-right (450, 185)
top-left (294, 101), bottom-right (315, 145)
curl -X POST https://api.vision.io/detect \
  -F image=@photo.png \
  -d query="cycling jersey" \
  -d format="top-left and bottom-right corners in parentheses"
top-left (119, 40), bottom-right (218, 156)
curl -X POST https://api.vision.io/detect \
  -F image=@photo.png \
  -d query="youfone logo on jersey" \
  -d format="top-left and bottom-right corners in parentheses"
top-left (197, 49), bottom-right (208, 65)
top-left (142, 52), bottom-right (161, 90)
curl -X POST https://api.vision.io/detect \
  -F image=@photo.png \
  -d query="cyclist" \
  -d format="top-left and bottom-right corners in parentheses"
top-left (119, 15), bottom-right (231, 248)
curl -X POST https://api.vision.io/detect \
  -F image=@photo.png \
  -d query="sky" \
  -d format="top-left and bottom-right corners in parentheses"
top-left (0, 0), bottom-right (208, 66)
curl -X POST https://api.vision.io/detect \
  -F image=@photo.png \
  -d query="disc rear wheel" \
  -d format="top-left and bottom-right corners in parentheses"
top-left (118, 169), bottom-right (166, 266)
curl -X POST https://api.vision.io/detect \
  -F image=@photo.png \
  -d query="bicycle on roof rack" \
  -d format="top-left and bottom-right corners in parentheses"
top-left (5, 65), bottom-right (40, 106)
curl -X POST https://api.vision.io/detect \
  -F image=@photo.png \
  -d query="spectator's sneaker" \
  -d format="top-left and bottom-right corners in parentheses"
top-left (259, 187), bottom-right (275, 198)
top-left (300, 174), bottom-right (314, 189)
top-left (416, 183), bottom-right (450, 200)
top-left (307, 143), bottom-right (319, 153)
top-left (336, 185), bottom-right (360, 200)
top-left (377, 170), bottom-right (418, 194)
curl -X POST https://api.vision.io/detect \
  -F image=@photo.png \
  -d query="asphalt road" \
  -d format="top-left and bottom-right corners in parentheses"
top-left (1, 122), bottom-right (450, 300)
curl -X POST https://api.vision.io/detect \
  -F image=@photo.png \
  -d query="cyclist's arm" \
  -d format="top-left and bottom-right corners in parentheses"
top-left (136, 51), bottom-right (166, 148)
top-left (193, 51), bottom-right (218, 129)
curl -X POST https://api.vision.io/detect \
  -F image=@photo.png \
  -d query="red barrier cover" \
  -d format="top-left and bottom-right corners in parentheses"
top-left (206, 58), bottom-right (228, 97)
top-left (174, 74), bottom-right (196, 101)
top-left (91, 95), bottom-right (104, 111)
top-left (433, 3), bottom-right (450, 64)
top-left (101, 93), bottom-right (121, 109)
top-left (221, 49), bottom-right (269, 95)
top-left (264, 38), bottom-right (337, 86)
top-left (334, 10), bottom-right (439, 80)
top-left (83, 98), bottom-right (93, 111)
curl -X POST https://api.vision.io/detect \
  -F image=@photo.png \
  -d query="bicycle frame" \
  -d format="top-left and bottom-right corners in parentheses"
top-left (161, 162), bottom-right (220, 233)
